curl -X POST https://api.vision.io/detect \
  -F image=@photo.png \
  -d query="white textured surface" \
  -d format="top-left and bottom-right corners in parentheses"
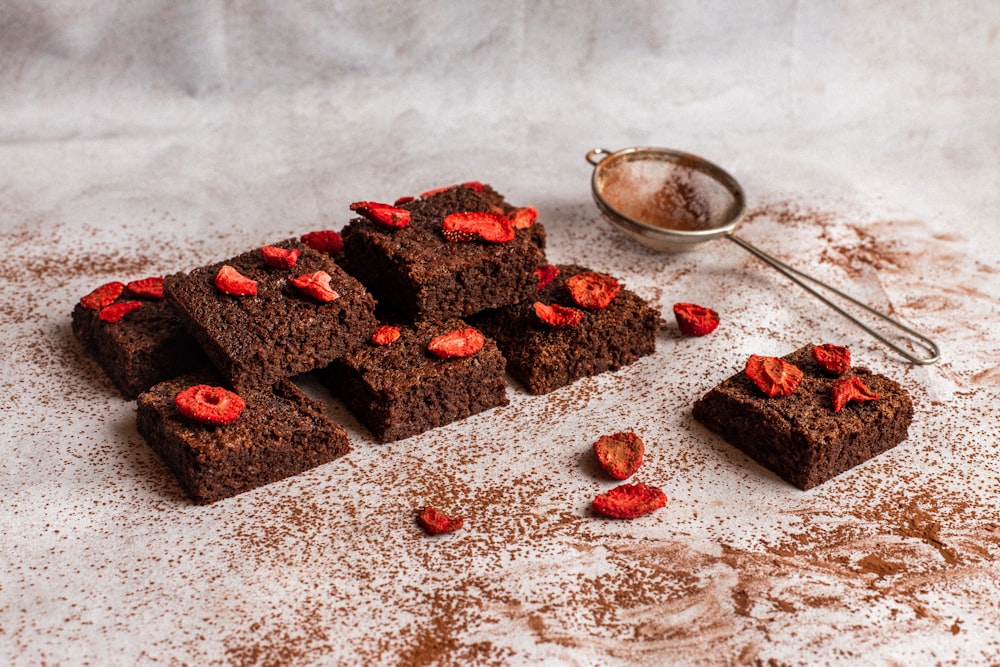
top-left (2, 2), bottom-right (1000, 665)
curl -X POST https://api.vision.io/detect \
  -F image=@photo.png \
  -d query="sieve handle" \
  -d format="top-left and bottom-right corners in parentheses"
top-left (726, 233), bottom-right (941, 365)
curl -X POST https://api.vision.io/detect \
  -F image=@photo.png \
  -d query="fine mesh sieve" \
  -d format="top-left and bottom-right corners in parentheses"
top-left (586, 146), bottom-right (940, 365)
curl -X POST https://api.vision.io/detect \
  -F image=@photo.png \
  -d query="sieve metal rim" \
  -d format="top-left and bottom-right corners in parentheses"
top-left (587, 146), bottom-right (747, 245)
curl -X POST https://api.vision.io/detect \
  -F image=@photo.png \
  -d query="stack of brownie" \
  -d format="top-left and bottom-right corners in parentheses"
top-left (72, 182), bottom-right (662, 503)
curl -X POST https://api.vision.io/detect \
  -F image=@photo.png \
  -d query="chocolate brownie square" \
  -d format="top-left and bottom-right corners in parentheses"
top-left (339, 184), bottom-right (546, 320)
top-left (470, 264), bottom-right (660, 394)
top-left (136, 371), bottom-right (351, 503)
top-left (72, 281), bottom-right (207, 399)
top-left (692, 345), bottom-right (914, 490)
top-left (164, 239), bottom-right (377, 392)
top-left (320, 319), bottom-right (509, 443)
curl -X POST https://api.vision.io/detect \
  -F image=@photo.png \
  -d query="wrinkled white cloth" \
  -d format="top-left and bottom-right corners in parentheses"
top-left (3, 2), bottom-right (1000, 665)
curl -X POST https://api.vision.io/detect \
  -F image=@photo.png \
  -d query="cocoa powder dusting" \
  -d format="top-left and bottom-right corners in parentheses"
top-left (5, 196), bottom-right (1000, 666)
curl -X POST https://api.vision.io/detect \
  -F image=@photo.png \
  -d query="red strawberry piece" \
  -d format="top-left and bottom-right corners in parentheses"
top-left (80, 281), bottom-right (125, 310)
top-left (441, 211), bottom-right (515, 243)
top-left (745, 355), bottom-right (803, 397)
top-left (350, 201), bottom-right (411, 229)
top-left (371, 325), bottom-right (401, 345)
top-left (533, 301), bottom-right (583, 328)
top-left (174, 384), bottom-right (245, 425)
top-left (593, 432), bottom-right (645, 480)
top-left (260, 245), bottom-right (300, 269)
top-left (394, 195), bottom-right (415, 206)
top-left (831, 375), bottom-right (879, 412)
top-left (300, 230), bottom-right (344, 255)
top-left (427, 328), bottom-right (485, 359)
top-left (290, 270), bottom-right (339, 303)
top-left (508, 206), bottom-right (538, 229)
top-left (214, 265), bottom-right (258, 296)
top-left (673, 302), bottom-right (720, 336)
top-left (812, 343), bottom-right (851, 375)
top-left (565, 271), bottom-right (621, 310)
top-left (535, 264), bottom-right (560, 290)
top-left (126, 277), bottom-right (164, 300)
top-left (98, 300), bottom-right (142, 323)
top-left (592, 482), bottom-right (667, 519)
top-left (416, 506), bottom-right (464, 535)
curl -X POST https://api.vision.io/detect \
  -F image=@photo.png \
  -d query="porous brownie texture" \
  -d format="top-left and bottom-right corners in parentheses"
top-left (339, 184), bottom-right (546, 320)
top-left (136, 371), bottom-right (351, 504)
top-left (164, 239), bottom-right (377, 392)
top-left (470, 264), bottom-right (660, 394)
top-left (321, 319), bottom-right (509, 443)
top-left (72, 290), bottom-right (207, 399)
top-left (692, 345), bottom-right (913, 490)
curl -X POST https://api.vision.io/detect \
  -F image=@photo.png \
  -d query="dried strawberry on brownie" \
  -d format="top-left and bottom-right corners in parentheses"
top-left (163, 239), bottom-right (377, 392)
top-left (692, 345), bottom-right (912, 490)
top-left (137, 371), bottom-right (350, 504)
top-left (469, 264), bottom-right (659, 394)
top-left (72, 276), bottom-right (207, 399)
top-left (338, 183), bottom-right (547, 320)
top-left (320, 319), bottom-right (508, 443)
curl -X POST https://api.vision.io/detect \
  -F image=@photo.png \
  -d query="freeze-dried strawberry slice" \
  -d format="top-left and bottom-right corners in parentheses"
top-left (565, 271), bottom-right (621, 310)
top-left (260, 245), bottom-right (300, 268)
top-left (300, 230), bottom-right (343, 255)
top-left (350, 201), bottom-right (411, 229)
top-left (745, 355), bottom-right (803, 397)
top-left (533, 301), bottom-right (583, 328)
top-left (592, 483), bottom-right (666, 519)
top-left (535, 264), bottom-right (559, 290)
top-left (290, 270), bottom-right (339, 303)
top-left (508, 206), bottom-right (538, 229)
top-left (174, 384), bottom-right (245, 425)
top-left (441, 212), bottom-right (514, 243)
top-left (419, 181), bottom-right (485, 198)
top-left (831, 375), bottom-right (879, 412)
top-left (80, 281), bottom-right (125, 310)
top-left (371, 325), bottom-right (401, 345)
top-left (673, 302), bottom-right (719, 336)
top-left (593, 432), bottom-right (644, 480)
top-left (813, 343), bottom-right (851, 375)
top-left (417, 506), bottom-right (464, 535)
top-left (215, 265), bottom-right (257, 296)
top-left (126, 277), bottom-right (164, 300)
top-left (427, 328), bottom-right (485, 358)
top-left (98, 300), bottom-right (142, 323)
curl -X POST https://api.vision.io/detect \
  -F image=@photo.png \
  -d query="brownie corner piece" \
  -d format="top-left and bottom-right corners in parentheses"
top-left (320, 319), bottom-right (509, 443)
top-left (71, 284), bottom-right (207, 399)
top-left (136, 371), bottom-right (351, 504)
top-left (163, 240), bottom-right (377, 391)
top-left (692, 345), bottom-right (914, 490)
top-left (471, 264), bottom-right (660, 394)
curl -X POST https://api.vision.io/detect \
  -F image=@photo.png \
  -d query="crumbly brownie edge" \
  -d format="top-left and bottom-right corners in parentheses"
top-left (71, 301), bottom-right (207, 400)
top-left (692, 347), bottom-right (914, 490)
top-left (472, 265), bottom-right (660, 394)
top-left (163, 241), bottom-right (378, 392)
top-left (321, 320), bottom-right (511, 442)
top-left (137, 377), bottom-right (351, 504)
